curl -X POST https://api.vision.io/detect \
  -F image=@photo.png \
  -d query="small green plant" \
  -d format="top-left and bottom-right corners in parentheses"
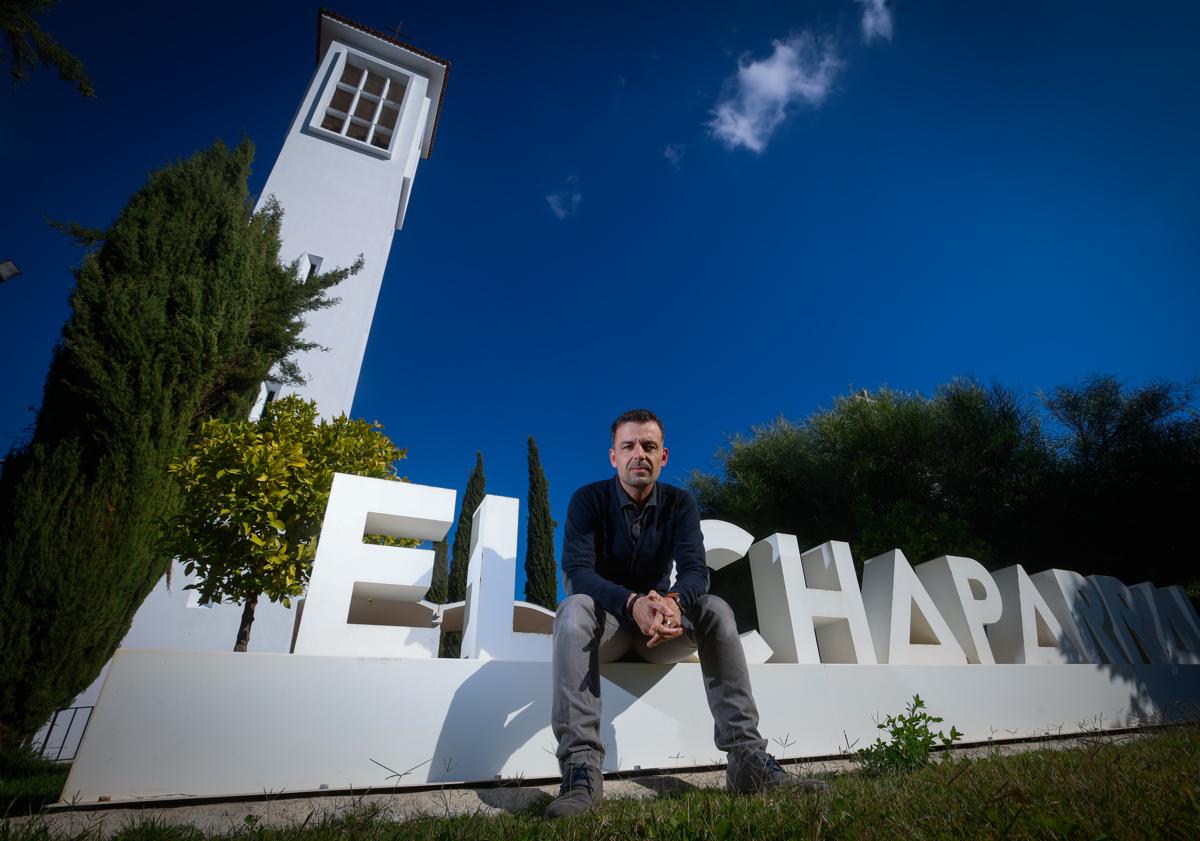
top-left (854, 693), bottom-right (962, 774)
top-left (0, 745), bottom-right (68, 816)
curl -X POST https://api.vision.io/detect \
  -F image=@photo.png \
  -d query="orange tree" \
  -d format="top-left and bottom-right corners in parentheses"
top-left (166, 396), bottom-right (408, 651)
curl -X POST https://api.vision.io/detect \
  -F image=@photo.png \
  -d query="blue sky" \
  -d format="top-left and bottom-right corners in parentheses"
top-left (2, 1), bottom-right (1198, 599)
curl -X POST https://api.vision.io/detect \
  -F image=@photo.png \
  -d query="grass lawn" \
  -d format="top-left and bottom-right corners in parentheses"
top-left (4, 726), bottom-right (1199, 839)
top-left (1, 751), bottom-right (69, 819)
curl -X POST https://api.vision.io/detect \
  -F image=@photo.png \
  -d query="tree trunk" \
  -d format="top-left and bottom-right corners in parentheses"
top-left (234, 594), bottom-right (258, 652)
top-left (0, 718), bottom-right (17, 756)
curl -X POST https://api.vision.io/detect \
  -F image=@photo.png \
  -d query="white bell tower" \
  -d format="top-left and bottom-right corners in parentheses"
top-left (251, 9), bottom-right (450, 419)
top-left (38, 13), bottom-right (452, 759)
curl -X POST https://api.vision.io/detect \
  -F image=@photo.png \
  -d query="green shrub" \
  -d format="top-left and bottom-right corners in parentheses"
top-left (854, 694), bottom-right (962, 774)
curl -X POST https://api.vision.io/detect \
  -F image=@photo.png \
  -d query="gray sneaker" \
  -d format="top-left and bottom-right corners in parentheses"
top-left (544, 764), bottom-right (603, 818)
top-left (726, 750), bottom-right (829, 794)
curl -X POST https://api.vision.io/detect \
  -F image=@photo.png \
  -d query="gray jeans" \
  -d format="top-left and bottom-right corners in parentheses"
top-left (551, 592), bottom-right (767, 772)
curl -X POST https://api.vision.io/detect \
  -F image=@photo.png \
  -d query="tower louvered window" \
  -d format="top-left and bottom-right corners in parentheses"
top-left (320, 60), bottom-right (405, 152)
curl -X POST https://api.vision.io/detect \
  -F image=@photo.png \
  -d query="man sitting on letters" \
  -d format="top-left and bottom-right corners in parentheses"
top-left (545, 408), bottom-right (826, 818)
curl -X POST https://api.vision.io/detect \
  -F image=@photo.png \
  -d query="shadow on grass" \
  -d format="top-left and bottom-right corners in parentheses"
top-left (627, 774), bottom-right (700, 798)
top-left (475, 786), bottom-right (551, 816)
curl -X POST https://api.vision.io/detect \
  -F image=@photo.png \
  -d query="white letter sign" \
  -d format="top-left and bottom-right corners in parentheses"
top-left (750, 536), bottom-right (877, 664)
top-left (460, 495), bottom-right (551, 661)
top-left (989, 565), bottom-right (1075, 665)
top-left (862, 549), bottom-right (966, 665)
top-left (292, 473), bottom-right (455, 658)
top-left (914, 556), bottom-right (1001, 664)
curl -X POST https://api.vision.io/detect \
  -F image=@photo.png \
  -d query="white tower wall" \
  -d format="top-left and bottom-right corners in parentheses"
top-left (38, 15), bottom-right (451, 758)
top-left (252, 16), bottom-right (448, 419)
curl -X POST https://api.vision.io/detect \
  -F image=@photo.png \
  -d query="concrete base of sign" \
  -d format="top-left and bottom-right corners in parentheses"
top-left (62, 649), bottom-right (1200, 804)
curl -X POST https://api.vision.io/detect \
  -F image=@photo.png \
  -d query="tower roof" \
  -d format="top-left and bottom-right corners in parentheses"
top-left (317, 8), bottom-right (451, 158)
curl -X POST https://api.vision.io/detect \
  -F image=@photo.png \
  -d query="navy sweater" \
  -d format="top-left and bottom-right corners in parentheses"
top-left (561, 477), bottom-right (709, 620)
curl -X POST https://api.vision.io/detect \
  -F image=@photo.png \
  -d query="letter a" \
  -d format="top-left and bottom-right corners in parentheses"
top-left (861, 549), bottom-right (966, 665)
top-left (989, 565), bottom-right (1078, 664)
top-left (914, 556), bottom-right (1002, 664)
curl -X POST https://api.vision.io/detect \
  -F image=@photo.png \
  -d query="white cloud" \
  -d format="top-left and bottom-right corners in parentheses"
top-left (856, 0), bottom-right (893, 44)
top-left (708, 33), bottom-right (841, 154)
top-left (545, 175), bottom-right (581, 220)
top-left (663, 144), bottom-right (685, 168)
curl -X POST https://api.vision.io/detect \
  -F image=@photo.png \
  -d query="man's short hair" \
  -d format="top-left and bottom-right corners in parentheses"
top-left (611, 408), bottom-right (664, 442)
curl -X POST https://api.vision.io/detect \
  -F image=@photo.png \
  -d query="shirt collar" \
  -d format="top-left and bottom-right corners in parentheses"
top-left (615, 476), bottom-right (658, 510)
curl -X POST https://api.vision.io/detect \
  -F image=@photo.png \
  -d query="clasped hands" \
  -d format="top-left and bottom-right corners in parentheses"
top-left (631, 590), bottom-right (683, 648)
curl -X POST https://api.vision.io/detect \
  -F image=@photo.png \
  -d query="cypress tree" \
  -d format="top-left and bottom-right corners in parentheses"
top-left (524, 436), bottom-right (558, 610)
top-left (440, 452), bottom-right (485, 658)
top-left (2, 0), bottom-right (95, 97)
top-left (0, 139), bottom-right (348, 750)
top-left (427, 538), bottom-right (449, 605)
